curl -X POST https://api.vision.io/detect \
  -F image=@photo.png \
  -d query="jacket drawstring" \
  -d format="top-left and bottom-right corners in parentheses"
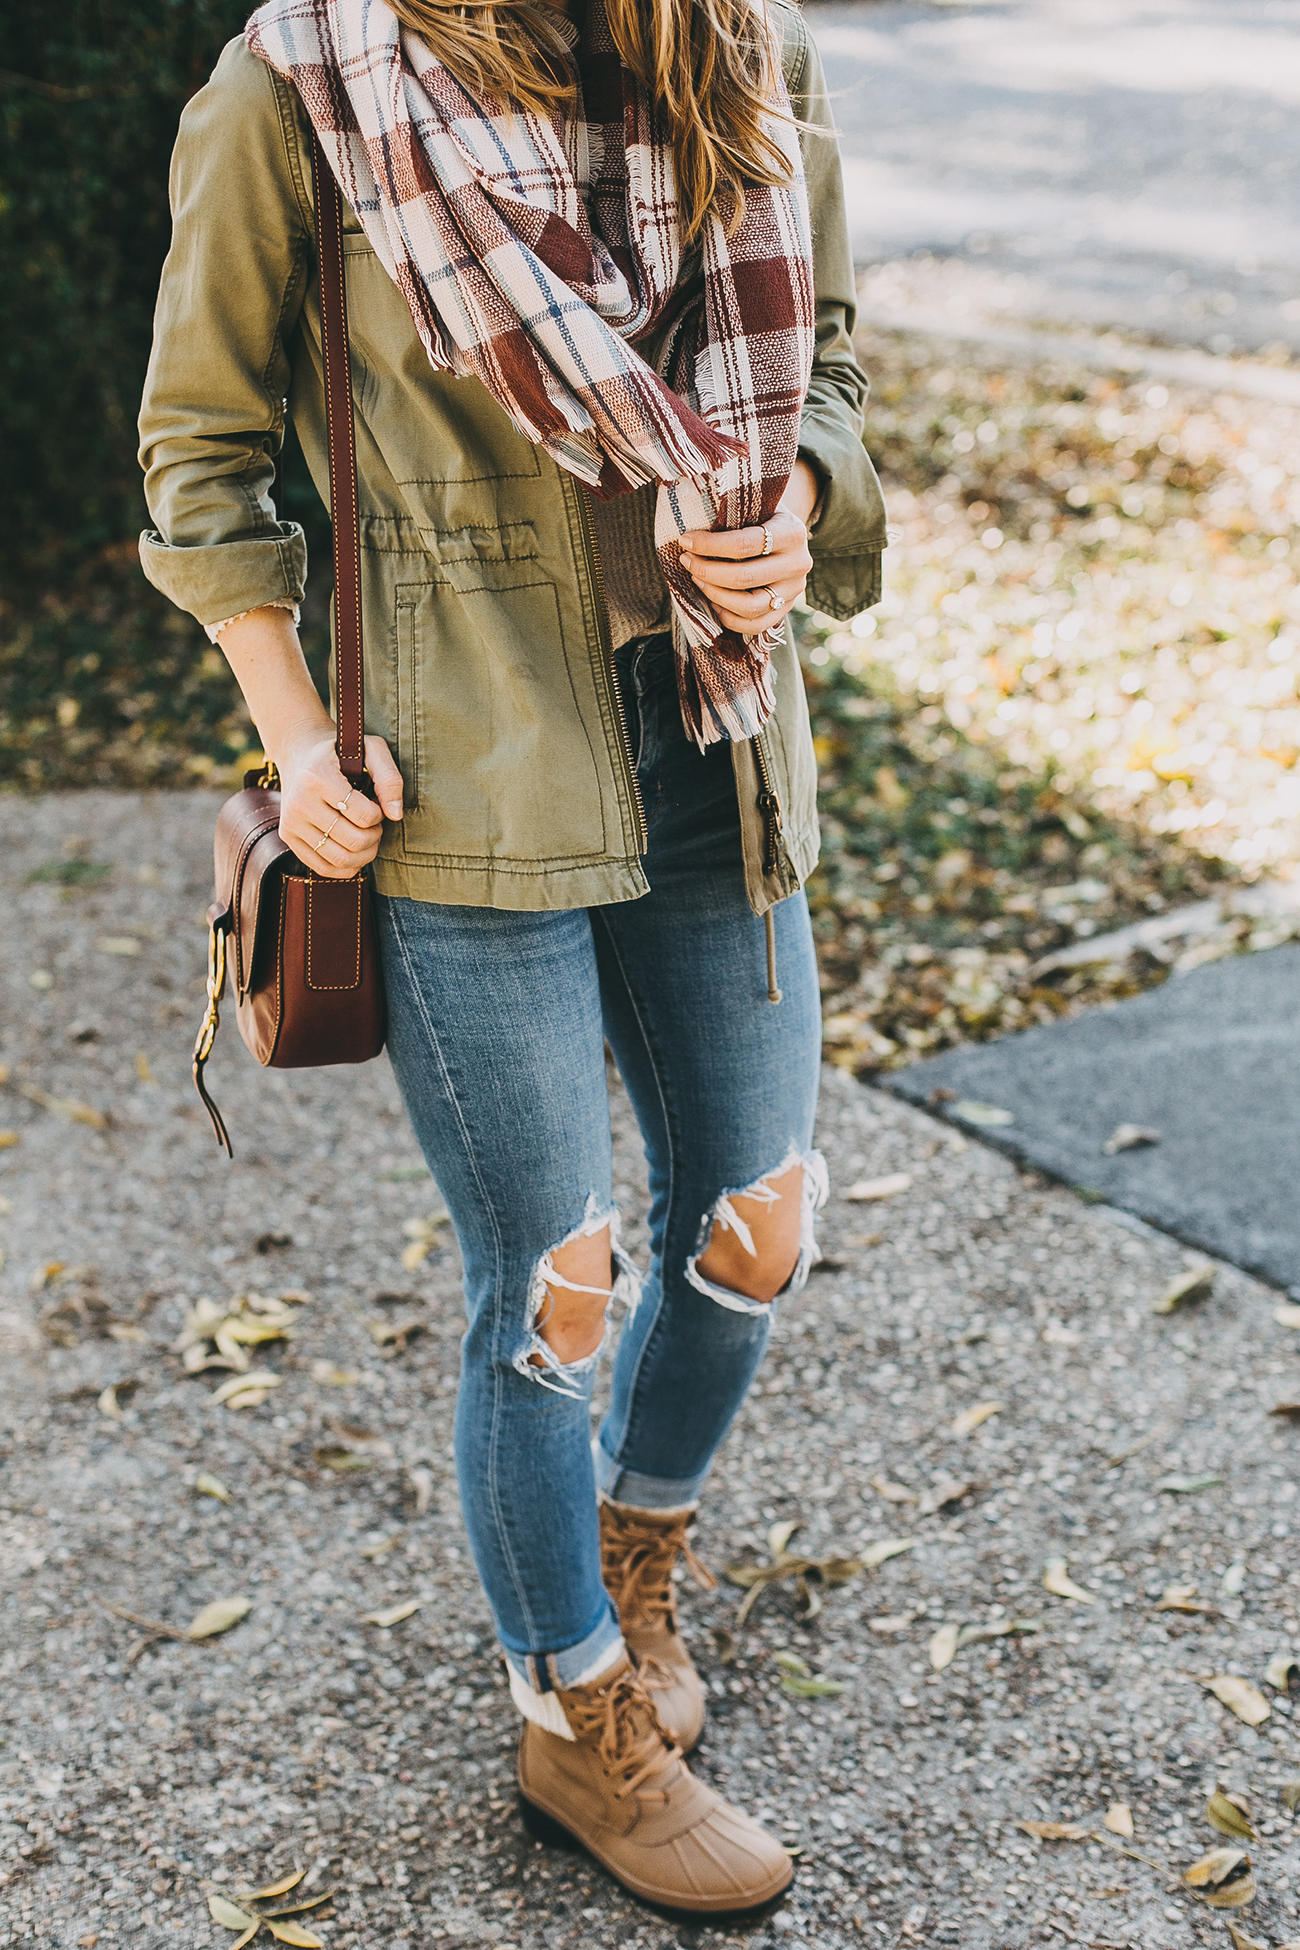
top-left (764, 907), bottom-right (782, 1005)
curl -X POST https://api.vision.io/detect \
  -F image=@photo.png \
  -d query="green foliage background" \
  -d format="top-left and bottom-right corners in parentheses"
top-left (0, 4), bottom-right (333, 788)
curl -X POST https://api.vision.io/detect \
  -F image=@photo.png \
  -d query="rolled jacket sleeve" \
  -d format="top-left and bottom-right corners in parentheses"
top-left (787, 15), bottom-right (887, 620)
top-left (137, 38), bottom-right (313, 629)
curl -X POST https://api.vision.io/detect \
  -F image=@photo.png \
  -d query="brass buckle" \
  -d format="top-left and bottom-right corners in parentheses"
top-left (193, 922), bottom-right (227, 1064)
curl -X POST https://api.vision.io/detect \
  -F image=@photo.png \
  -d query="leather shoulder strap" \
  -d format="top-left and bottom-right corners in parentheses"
top-left (310, 134), bottom-right (366, 782)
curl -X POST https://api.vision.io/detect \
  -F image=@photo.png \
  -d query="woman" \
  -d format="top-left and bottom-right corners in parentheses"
top-left (139, 0), bottom-right (884, 1913)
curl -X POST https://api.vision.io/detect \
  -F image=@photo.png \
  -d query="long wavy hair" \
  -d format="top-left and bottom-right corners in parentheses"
top-left (386, 0), bottom-right (793, 241)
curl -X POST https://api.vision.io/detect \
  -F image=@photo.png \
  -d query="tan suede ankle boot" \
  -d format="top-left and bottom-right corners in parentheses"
top-left (598, 1499), bottom-right (712, 1751)
top-left (517, 1653), bottom-right (791, 1914)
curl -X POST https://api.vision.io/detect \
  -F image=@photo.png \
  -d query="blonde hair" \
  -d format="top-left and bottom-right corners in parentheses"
top-left (386, 0), bottom-right (793, 241)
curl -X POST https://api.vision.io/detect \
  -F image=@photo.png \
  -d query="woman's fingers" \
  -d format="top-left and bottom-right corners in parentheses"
top-left (364, 735), bottom-right (405, 822)
top-left (709, 577), bottom-right (805, 636)
top-left (679, 511), bottom-right (811, 626)
top-left (276, 732), bottom-right (407, 877)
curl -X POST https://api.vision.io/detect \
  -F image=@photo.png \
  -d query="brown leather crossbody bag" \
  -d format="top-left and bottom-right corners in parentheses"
top-left (192, 135), bottom-right (385, 1155)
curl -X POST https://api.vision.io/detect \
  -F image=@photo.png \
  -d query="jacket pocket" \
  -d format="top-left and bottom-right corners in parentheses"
top-left (394, 573), bottom-right (609, 867)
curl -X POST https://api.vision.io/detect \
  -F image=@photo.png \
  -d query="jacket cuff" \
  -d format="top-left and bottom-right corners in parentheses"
top-left (138, 524), bottom-right (307, 630)
top-left (798, 421), bottom-right (888, 622)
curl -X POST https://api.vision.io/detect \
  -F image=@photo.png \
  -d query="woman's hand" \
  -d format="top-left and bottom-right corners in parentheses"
top-left (678, 459), bottom-right (820, 638)
top-left (276, 728), bottom-right (405, 878)
top-left (214, 606), bottom-right (405, 877)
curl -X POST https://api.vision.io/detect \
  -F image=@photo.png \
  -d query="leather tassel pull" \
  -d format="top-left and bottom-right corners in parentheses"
top-left (764, 907), bottom-right (782, 1005)
top-left (192, 920), bottom-right (234, 1156)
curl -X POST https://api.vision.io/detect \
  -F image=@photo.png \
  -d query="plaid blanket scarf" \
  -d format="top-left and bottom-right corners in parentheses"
top-left (247, 0), bottom-right (815, 747)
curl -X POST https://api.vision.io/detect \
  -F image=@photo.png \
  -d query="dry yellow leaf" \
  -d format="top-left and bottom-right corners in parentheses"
top-left (1017, 1820), bottom-right (1089, 1841)
top-left (229, 1926), bottom-right (260, 1950)
top-left (267, 1926), bottom-right (321, 1948)
top-left (311, 1361), bottom-right (361, 1387)
top-left (361, 1534), bottom-right (402, 1559)
top-left (929, 1623), bottom-right (961, 1671)
top-left (238, 1870), bottom-right (305, 1901)
top-left (859, 1537), bottom-right (918, 1569)
top-left (211, 1370), bottom-right (281, 1407)
top-left (186, 1596), bottom-right (251, 1640)
top-left (97, 1384), bottom-right (124, 1421)
top-left (1043, 1558), bottom-right (1096, 1604)
top-left (1207, 1790), bottom-right (1257, 1841)
top-left (195, 1473), bottom-right (231, 1504)
top-left (1183, 1845), bottom-right (1256, 1909)
top-left (917, 1476), bottom-right (976, 1516)
top-left (363, 1599), bottom-right (422, 1628)
top-left (208, 1895), bottom-right (258, 1930)
top-left (1225, 1924), bottom-right (1269, 1950)
top-left (1273, 1303), bottom-right (1300, 1329)
top-left (97, 936), bottom-right (140, 957)
top-left (1155, 1582), bottom-right (1213, 1614)
top-left (1282, 1781), bottom-right (1300, 1814)
top-left (1104, 1804), bottom-right (1134, 1838)
top-left (314, 1446), bottom-right (371, 1472)
top-left (1152, 1264), bottom-right (1215, 1314)
top-left (1206, 1674), bottom-right (1270, 1727)
top-left (952, 1400), bottom-right (1004, 1436)
top-left (135, 1054), bottom-right (153, 1084)
top-left (0, 1132), bottom-right (18, 1150)
top-left (845, 1172), bottom-right (912, 1203)
top-left (1265, 1652), bottom-right (1299, 1691)
top-left (869, 1476), bottom-right (918, 1504)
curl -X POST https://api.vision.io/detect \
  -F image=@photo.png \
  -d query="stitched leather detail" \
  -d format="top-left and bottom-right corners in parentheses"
top-left (305, 874), bottom-right (365, 991)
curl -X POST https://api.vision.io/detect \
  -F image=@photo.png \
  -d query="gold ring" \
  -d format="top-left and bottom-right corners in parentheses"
top-left (319, 815), bottom-right (341, 848)
top-left (757, 524), bottom-right (773, 559)
top-left (335, 790), bottom-right (354, 817)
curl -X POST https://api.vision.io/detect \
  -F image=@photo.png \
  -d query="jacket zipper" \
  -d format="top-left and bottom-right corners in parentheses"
top-left (574, 483), bottom-right (649, 854)
top-left (753, 734), bottom-right (785, 878)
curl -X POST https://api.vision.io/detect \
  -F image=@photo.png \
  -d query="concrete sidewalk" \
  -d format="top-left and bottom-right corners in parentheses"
top-left (890, 945), bottom-right (1300, 1296)
top-left (3, 795), bottom-right (1300, 1950)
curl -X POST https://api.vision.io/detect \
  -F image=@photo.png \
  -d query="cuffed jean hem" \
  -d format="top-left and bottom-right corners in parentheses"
top-left (502, 1602), bottom-right (625, 1695)
top-left (593, 1440), bottom-right (708, 1512)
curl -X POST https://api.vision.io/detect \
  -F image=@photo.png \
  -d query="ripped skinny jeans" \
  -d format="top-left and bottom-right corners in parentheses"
top-left (375, 635), bottom-right (823, 1698)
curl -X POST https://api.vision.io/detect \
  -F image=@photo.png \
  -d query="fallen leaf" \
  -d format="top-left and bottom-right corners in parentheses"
top-left (0, 1131), bottom-right (18, 1149)
top-left (952, 1400), bottom-right (1003, 1436)
top-left (238, 1871), bottom-right (305, 1901)
top-left (859, 1536), bottom-right (918, 1569)
top-left (208, 1895), bottom-right (259, 1930)
top-left (230, 1928), bottom-right (261, 1950)
top-left (1017, 1820), bottom-right (1089, 1841)
top-left (917, 1476), bottom-right (977, 1516)
top-left (1265, 1652), bottom-right (1299, 1691)
top-left (263, 1896), bottom-right (334, 1919)
top-left (869, 1475), bottom-right (918, 1504)
top-left (360, 1534), bottom-right (402, 1560)
top-left (711, 1627), bottom-right (737, 1664)
top-left (186, 1596), bottom-right (251, 1640)
top-left (363, 1600), bottom-right (422, 1628)
top-left (408, 1466), bottom-right (434, 1515)
top-left (929, 1623), bottom-right (961, 1671)
top-left (97, 1384), bottom-right (124, 1421)
top-left (29, 970), bottom-right (54, 990)
top-left (1104, 1804), bottom-right (1134, 1838)
top-left (957, 1617), bottom-right (1040, 1650)
top-left (311, 1362), bottom-right (362, 1387)
top-left (844, 1230), bottom-right (885, 1248)
top-left (97, 936), bottom-right (140, 956)
top-left (1153, 1265), bottom-right (1215, 1314)
top-left (1103, 1123), bottom-right (1161, 1154)
top-left (267, 1926), bottom-right (321, 1948)
top-left (767, 1519), bottom-right (802, 1559)
top-left (1182, 1845), bottom-right (1255, 1909)
top-left (314, 1446), bottom-right (372, 1473)
top-left (780, 1671), bottom-right (845, 1699)
top-left (195, 1473), bottom-right (231, 1504)
top-left (1269, 1402), bottom-right (1300, 1420)
top-left (1274, 1303), bottom-right (1300, 1330)
top-left (845, 1172), bottom-right (912, 1203)
top-left (953, 1100), bottom-right (1013, 1126)
top-left (1155, 1583), bottom-right (1213, 1615)
top-left (1041, 1320), bottom-right (1082, 1347)
top-left (1207, 1790), bottom-right (1257, 1841)
top-left (1225, 1924), bottom-right (1269, 1950)
top-left (400, 1209), bottom-right (449, 1270)
top-left (1222, 1562), bottom-right (1247, 1597)
top-left (1282, 1780), bottom-right (1300, 1813)
top-left (1043, 1558), bottom-right (1096, 1604)
top-left (107, 1322), bottom-right (148, 1344)
top-left (19, 1084), bottom-right (107, 1129)
top-left (135, 1054), bottom-right (153, 1084)
top-left (210, 1370), bottom-right (281, 1407)
top-left (867, 1615), bottom-right (915, 1634)
top-left (1156, 1472), bottom-right (1223, 1495)
top-left (1205, 1675), bottom-right (1270, 1727)
top-left (219, 1386), bottom-right (274, 1411)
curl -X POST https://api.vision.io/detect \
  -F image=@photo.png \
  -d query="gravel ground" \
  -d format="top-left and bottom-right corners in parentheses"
top-left (3, 793), bottom-right (1300, 1950)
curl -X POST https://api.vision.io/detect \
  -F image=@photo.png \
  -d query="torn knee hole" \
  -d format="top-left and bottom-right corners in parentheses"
top-left (529, 1224), bottom-right (613, 1368)
top-left (687, 1150), bottom-right (829, 1314)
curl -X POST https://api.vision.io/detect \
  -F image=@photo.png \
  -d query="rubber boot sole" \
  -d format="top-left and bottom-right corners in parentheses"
top-left (517, 1792), bottom-right (793, 1918)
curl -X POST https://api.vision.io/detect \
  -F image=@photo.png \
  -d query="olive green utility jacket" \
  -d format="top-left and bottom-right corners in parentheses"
top-left (138, 8), bottom-right (886, 912)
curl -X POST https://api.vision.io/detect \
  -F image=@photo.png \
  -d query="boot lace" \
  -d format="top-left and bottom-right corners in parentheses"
top-left (601, 1507), bottom-right (716, 1634)
top-left (566, 1667), bottom-right (678, 1804)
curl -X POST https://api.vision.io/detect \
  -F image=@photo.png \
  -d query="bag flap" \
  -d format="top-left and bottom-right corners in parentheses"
top-left (213, 787), bottom-right (293, 998)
